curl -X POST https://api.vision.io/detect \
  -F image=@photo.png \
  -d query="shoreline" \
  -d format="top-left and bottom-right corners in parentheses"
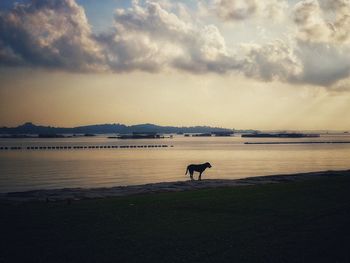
top-left (1, 169), bottom-right (349, 202)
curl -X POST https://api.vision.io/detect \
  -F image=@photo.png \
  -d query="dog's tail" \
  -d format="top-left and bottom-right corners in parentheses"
top-left (185, 166), bottom-right (189, 175)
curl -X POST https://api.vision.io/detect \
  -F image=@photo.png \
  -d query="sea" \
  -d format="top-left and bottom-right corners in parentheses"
top-left (1, 134), bottom-right (350, 193)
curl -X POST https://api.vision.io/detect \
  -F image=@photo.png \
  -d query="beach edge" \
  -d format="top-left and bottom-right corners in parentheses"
top-left (1, 169), bottom-right (349, 202)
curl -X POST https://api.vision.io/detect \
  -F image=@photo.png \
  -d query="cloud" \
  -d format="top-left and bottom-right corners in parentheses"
top-left (293, 0), bottom-right (350, 44)
top-left (0, 0), bottom-right (245, 74)
top-left (293, 0), bottom-right (329, 42)
top-left (242, 40), bottom-right (302, 82)
top-left (99, 0), bottom-right (300, 80)
top-left (95, 0), bottom-right (246, 73)
top-left (327, 78), bottom-right (350, 93)
top-left (0, 40), bottom-right (24, 66)
top-left (212, 0), bottom-right (288, 21)
top-left (0, 0), bottom-right (350, 90)
top-left (291, 0), bottom-right (350, 86)
top-left (214, 0), bottom-right (257, 21)
top-left (295, 41), bottom-right (350, 86)
top-left (0, 0), bottom-right (104, 71)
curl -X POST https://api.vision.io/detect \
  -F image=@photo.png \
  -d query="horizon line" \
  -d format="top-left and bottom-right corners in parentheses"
top-left (1, 122), bottom-right (349, 132)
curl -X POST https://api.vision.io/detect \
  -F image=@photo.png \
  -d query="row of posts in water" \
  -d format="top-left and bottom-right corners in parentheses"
top-left (0, 145), bottom-right (172, 150)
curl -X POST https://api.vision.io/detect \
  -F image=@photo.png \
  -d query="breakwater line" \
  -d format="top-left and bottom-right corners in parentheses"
top-left (0, 145), bottom-right (172, 150)
top-left (245, 141), bottom-right (350, 145)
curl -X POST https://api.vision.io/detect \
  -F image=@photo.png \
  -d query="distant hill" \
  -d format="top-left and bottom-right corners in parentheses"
top-left (0, 122), bottom-right (234, 135)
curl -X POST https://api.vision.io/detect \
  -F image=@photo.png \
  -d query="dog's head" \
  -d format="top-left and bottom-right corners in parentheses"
top-left (206, 162), bottom-right (212, 168)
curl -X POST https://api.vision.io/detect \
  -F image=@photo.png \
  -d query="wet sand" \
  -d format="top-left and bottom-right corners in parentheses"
top-left (1, 169), bottom-right (349, 202)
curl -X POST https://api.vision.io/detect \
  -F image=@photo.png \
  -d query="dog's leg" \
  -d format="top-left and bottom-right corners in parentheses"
top-left (198, 172), bottom-right (202, 181)
top-left (190, 171), bottom-right (194, 181)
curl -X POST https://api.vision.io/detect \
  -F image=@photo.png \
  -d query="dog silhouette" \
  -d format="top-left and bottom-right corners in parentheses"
top-left (185, 162), bottom-right (212, 181)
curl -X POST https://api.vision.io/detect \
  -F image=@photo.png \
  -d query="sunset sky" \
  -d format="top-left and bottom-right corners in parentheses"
top-left (0, 0), bottom-right (350, 130)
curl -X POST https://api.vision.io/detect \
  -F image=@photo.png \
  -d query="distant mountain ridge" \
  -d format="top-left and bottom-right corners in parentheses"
top-left (0, 122), bottom-right (234, 134)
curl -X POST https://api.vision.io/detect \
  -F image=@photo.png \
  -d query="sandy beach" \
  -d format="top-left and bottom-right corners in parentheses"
top-left (1, 169), bottom-right (349, 202)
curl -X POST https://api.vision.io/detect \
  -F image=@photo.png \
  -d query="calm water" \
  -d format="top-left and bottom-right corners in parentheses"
top-left (1, 135), bottom-right (350, 192)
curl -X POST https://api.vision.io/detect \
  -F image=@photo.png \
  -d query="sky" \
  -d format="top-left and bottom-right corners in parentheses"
top-left (0, 0), bottom-right (350, 130)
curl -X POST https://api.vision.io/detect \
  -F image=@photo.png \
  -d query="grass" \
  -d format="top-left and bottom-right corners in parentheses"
top-left (1, 175), bottom-right (350, 263)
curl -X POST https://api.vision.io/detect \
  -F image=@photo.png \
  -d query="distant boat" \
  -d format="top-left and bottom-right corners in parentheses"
top-left (212, 131), bottom-right (234, 137)
top-left (117, 132), bottom-right (164, 139)
top-left (38, 134), bottom-right (65, 138)
top-left (84, 133), bottom-right (96, 137)
top-left (192, 133), bottom-right (212, 137)
top-left (242, 133), bottom-right (320, 138)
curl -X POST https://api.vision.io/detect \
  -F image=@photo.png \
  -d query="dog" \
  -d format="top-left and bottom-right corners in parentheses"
top-left (185, 162), bottom-right (212, 181)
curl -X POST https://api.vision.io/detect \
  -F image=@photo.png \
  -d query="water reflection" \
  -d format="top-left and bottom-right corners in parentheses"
top-left (0, 135), bottom-right (350, 192)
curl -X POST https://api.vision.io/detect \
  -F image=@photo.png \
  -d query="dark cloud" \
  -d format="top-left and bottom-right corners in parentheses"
top-left (294, 41), bottom-right (350, 86)
top-left (0, 0), bottom-right (104, 71)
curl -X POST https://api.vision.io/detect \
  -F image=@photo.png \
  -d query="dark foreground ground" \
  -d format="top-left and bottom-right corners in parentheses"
top-left (1, 173), bottom-right (350, 263)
